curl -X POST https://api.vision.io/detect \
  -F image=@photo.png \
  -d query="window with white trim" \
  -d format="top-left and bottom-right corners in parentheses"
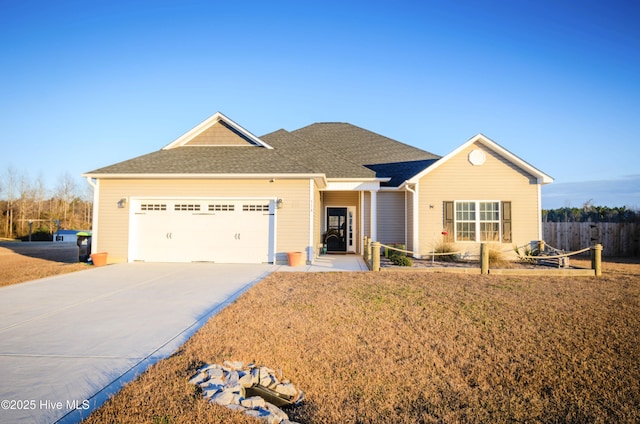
top-left (444, 201), bottom-right (512, 243)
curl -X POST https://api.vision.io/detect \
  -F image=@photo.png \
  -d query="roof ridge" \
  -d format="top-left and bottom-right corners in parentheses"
top-left (290, 122), bottom-right (441, 163)
top-left (260, 129), bottom-right (376, 178)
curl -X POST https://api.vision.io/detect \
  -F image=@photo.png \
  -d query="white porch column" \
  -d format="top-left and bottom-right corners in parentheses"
top-left (370, 190), bottom-right (377, 242)
top-left (360, 191), bottom-right (365, 253)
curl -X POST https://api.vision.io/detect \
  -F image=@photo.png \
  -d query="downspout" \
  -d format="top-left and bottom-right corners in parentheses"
top-left (85, 176), bottom-right (98, 255)
top-left (405, 182), bottom-right (418, 257)
top-left (308, 179), bottom-right (314, 263)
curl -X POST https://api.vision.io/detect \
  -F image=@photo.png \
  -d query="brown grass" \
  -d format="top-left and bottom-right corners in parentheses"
top-left (0, 246), bottom-right (89, 287)
top-left (84, 260), bottom-right (640, 424)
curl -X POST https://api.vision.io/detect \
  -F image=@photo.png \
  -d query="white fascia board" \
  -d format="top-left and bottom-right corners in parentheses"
top-left (82, 172), bottom-right (326, 181)
top-left (323, 179), bottom-right (384, 191)
top-left (405, 134), bottom-right (554, 185)
top-left (162, 111), bottom-right (274, 150)
top-left (327, 177), bottom-right (389, 182)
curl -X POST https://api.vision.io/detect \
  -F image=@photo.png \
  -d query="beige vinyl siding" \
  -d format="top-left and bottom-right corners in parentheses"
top-left (406, 189), bottom-right (415, 252)
top-left (362, 191), bottom-right (371, 239)
top-left (96, 178), bottom-right (311, 263)
top-left (322, 191), bottom-right (359, 207)
top-left (418, 141), bottom-right (540, 257)
top-left (377, 191), bottom-right (405, 245)
top-left (184, 121), bottom-right (253, 146)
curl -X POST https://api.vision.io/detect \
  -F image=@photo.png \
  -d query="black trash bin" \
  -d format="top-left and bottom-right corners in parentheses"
top-left (76, 231), bottom-right (92, 262)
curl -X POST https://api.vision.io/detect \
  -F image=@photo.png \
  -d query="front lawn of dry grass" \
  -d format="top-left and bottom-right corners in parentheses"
top-left (0, 246), bottom-right (89, 287)
top-left (84, 260), bottom-right (640, 424)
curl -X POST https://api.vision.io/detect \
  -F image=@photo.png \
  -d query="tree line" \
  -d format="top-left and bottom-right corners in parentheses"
top-left (543, 202), bottom-right (640, 223)
top-left (0, 166), bottom-right (92, 240)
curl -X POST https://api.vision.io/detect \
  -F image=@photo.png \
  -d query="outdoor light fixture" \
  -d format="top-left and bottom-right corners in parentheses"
top-left (117, 198), bottom-right (127, 208)
top-left (276, 198), bottom-right (283, 209)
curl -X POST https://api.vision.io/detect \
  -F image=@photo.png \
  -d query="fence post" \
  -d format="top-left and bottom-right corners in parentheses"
top-left (537, 240), bottom-right (545, 254)
top-left (591, 243), bottom-right (603, 277)
top-left (480, 243), bottom-right (489, 274)
top-left (372, 242), bottom-right (381, 272)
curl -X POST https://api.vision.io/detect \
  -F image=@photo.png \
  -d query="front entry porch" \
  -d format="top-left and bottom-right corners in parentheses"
top-left (319, 182), bottom-right (384, 258)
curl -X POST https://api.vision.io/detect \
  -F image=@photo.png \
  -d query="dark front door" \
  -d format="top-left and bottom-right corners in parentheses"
top-left (326, 207), bottom-right (347, 252)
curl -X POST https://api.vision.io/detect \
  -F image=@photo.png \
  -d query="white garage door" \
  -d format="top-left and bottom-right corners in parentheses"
top-left (129, 198), bottom-right (275, 263)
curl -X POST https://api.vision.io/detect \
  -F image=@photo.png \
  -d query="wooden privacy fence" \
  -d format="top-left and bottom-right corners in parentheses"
top-left (543, 222), bottom-right (640, 257)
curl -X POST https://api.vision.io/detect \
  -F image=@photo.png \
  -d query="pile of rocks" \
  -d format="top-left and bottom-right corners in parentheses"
top-left (189, 360), bottom-right (304, 424)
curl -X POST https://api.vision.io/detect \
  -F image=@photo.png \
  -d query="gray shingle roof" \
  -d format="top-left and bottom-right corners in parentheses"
top-left (85, 120), bottom-right (442, 186)
top-left (365, 159), bottom-right (439, 187)
top-left (86, 146), bottom-right (315, 175)
top-left (261, 129), bottom-right (376, 179)
top-left (291, 123), bottom-right (440, 165)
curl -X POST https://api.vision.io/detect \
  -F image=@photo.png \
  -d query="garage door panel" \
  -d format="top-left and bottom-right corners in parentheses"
top-left (133, 203), bottom-right (174, 262)
top-left (130, 199), bottom-right (274, 263)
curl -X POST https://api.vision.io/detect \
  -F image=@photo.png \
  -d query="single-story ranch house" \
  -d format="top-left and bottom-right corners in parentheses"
top-left (83, 112), bottom-right (553, 264)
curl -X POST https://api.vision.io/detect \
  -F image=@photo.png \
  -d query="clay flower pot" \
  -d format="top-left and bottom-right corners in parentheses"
top-left (90, 252), bottom-right (108, 267)
top-left (287, 252), bottom-right (303, 267)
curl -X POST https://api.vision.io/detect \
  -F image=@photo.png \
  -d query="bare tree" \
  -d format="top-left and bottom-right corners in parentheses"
top-left (34, 173), bottom-right (48, 230)
top-left (3, 165), bottom-right (19, 238)
top-left (54, 172), bottom-right (79, 225)
top-left (81, 179), bottom-right (94, 228)
top-left (17, 171), bottom-right (33, 235)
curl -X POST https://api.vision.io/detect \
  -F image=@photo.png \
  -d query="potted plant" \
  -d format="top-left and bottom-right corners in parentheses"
top-left (322, 229), bottom-right (341, 253)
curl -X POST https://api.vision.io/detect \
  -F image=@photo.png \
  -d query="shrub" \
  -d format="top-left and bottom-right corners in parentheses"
top-left (433, 241), bottom-right (458, 262)
top-left (514, 243), bottom-right (538, 264)
top-left (390, 253), bottom-right (413, 266)
top-left (487, 244), bottom-right (508, 267)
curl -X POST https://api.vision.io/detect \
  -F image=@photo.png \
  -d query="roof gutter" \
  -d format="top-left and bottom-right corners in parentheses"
top-left (81, 173), bottom-right (329, 188)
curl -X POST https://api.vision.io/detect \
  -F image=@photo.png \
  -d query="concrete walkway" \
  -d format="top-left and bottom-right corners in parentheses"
top-left (276, 254), bottom-right (369, 272)
top-left (0, 255), bottom-right (365, 424)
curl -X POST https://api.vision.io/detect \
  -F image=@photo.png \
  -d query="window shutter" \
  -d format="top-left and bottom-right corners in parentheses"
top-left (443, 201), bottom-right (454, 242)
top-left (502, 201), bottom-right (512, 243)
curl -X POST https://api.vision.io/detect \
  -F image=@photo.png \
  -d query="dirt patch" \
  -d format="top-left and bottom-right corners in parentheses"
top-left (83, 261), bottom-right (640, 423)
top-left (0, 244), bottom-right (89, 287)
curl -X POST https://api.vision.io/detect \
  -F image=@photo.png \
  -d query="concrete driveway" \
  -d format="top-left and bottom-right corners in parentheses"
top-left (0, 263), bottom-right (274, 424)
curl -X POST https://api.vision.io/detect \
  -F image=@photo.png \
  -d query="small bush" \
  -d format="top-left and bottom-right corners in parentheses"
top-left (514, 244), bottom-right (538, 264)
top-left (434, 241), bottom-right (458, 262)
top-left (488, 244), bottom-right (508, 267)
top-left (390, 253), bottom-right (413, 266)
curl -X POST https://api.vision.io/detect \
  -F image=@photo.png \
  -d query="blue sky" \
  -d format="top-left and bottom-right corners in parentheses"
top-left (1, 0), bottom-right (639, 208)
